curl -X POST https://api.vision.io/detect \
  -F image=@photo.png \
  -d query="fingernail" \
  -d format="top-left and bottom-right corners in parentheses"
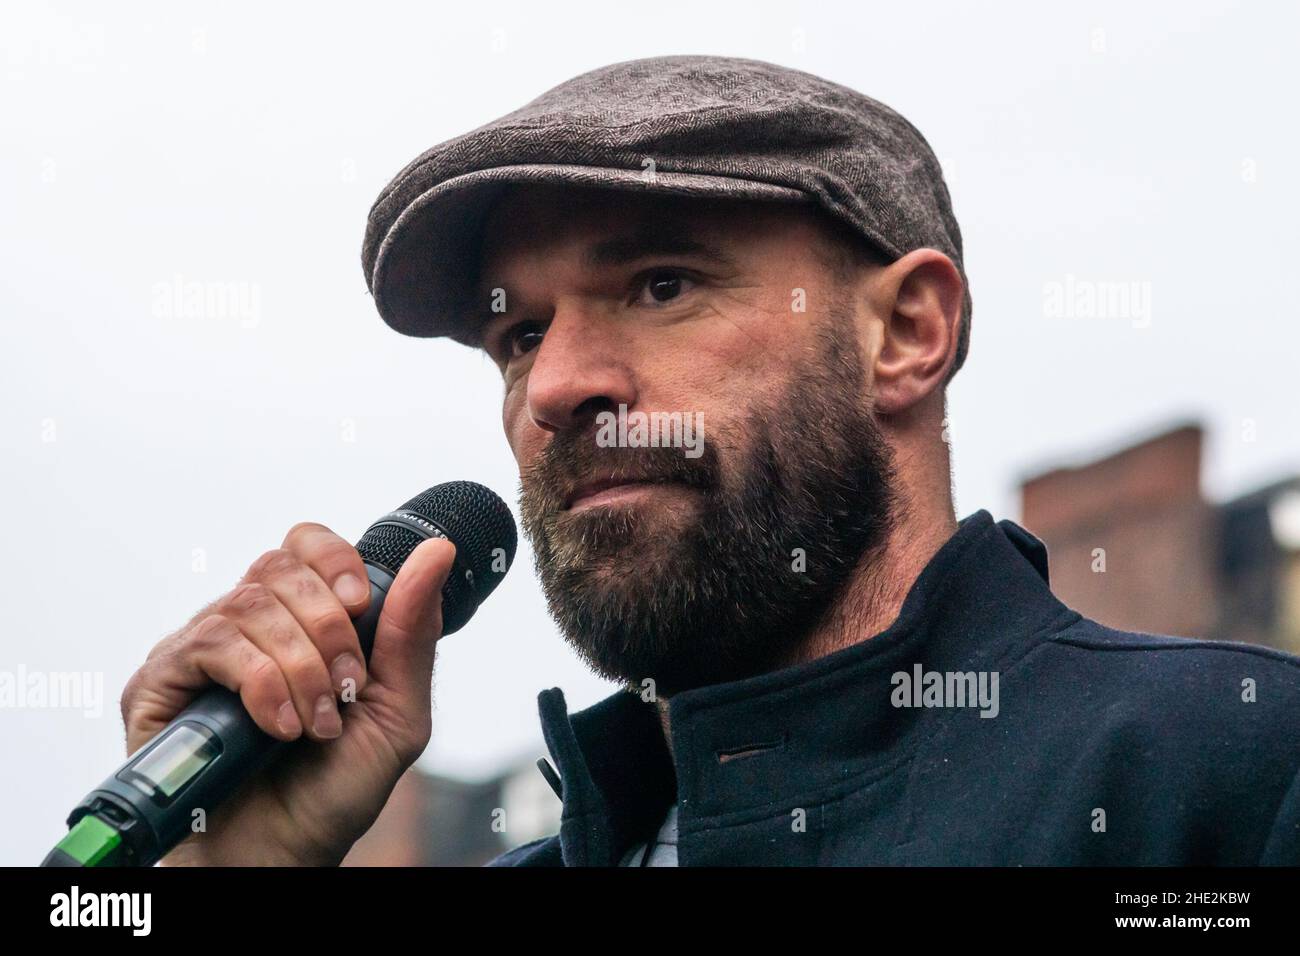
top-left (333, 573), bottom-right (367, 606)
top-left (313, 694), bottom-right (342, 739)
top-left (330, 653), bottom-right (364, 694)
top-left (277, 700), bottom-right (302, 737)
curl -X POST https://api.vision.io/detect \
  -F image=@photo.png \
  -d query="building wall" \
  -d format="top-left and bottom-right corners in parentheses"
top-left (1020, 424), bottom-right (1219, 639)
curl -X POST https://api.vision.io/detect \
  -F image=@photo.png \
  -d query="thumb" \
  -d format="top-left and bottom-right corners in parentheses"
top-left (367, 536), bottom-right (456, 710)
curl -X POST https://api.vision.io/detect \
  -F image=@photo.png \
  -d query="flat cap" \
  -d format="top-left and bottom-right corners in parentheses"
top-left (362, 54), bottom-right (970, 371)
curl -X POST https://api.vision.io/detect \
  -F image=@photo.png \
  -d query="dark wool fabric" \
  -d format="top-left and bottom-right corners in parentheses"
top-left (487, 511), bottom-right (1300, 866)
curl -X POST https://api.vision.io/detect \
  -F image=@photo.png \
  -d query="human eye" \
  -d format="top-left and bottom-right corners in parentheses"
top-left (490, 319), bottom-right (546, 361)
top-left (629, 267), bottom-right (699, 307)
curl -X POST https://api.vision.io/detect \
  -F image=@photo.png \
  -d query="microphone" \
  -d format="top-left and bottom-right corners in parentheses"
top-left (41, 481), bottom-right (518, 867)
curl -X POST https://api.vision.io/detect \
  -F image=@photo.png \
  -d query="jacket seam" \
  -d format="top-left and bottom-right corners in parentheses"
top-left (1050, 628), bottom-right (1300, 672)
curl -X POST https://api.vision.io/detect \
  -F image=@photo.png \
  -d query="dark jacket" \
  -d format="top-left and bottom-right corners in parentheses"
top-left (488, 511), bottom-right (1300, 865)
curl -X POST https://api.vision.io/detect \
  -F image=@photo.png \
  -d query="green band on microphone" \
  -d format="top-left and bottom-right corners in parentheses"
top-left (54, 814), bottom-right (124, 867)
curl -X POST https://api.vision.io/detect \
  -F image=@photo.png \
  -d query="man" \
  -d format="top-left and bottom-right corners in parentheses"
top-left (123, 55), bottom-right (1300, 866)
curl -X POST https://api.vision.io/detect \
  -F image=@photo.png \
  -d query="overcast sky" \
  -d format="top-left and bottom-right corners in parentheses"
top-left (3, 0), bottom-right (1297, 865)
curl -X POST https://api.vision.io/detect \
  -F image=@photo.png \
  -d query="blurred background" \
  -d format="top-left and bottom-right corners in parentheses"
top-left (2, 1), bottom-right (1297, 865)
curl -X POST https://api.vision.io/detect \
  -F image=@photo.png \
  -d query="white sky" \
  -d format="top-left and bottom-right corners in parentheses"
top-left (2, 0), bottom-right (1297, 865)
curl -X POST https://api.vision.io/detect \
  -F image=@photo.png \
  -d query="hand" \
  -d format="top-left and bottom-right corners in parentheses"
top-left (120, 523), bottom-right (456, 865)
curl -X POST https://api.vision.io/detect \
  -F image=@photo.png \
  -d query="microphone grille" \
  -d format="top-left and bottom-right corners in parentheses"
top-left (397, 480), bottom-right (518, 593)
top-left (355, 522), bottom-right (426, 577)
top-left (355, 480), bottom-right (518, 635)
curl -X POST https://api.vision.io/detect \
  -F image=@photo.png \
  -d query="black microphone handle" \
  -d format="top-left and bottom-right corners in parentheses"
top-left (66, 563), bottom-right (395, 867)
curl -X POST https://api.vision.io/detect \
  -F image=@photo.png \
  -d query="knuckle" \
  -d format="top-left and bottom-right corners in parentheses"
top-left (242, 652), bottom-right (282, 696)
top-left (244, 548), bottom-right (300, 582)
top-left (284, 523), bottom-right (361, 572)
top-left (293, 573), bottom-right (325, 600)
top-left (224, 581), bottom-right (276, 616)
top-left (315, 537), bottom-right (362, 567)
top-left (321, 549), bottom-right (364, 581)
top-left (187, 613), bottom-right (236, 652)
top-left (282, 653), bottom-right (329, 691)
top-left (283, 521), bottom-right (332, 552)
top-left (119, 671), bottom-right (144, 725)
top-left (120, 699), bottom-right (142, 733)
top-left (334, 542), bottom-right (363, 566)
top-left (264, 621), bottom-right (300, 652)
top-left (305, 606), bottom-right (354, 643)
top-left (119, 665), bottom-right (164, 732)
top-left (286, 520), bottom-right (329, 540)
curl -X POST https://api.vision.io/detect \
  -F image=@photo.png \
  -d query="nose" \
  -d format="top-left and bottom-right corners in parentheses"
top-left (525, 307), bottom-right (637, 434)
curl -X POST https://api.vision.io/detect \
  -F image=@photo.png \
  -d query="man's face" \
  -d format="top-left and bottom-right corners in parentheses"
top-left (476, 183), bottom-right (895, 696)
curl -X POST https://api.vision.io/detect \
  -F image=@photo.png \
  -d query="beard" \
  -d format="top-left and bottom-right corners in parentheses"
top-left (519, 303), bottom-right (896, 697)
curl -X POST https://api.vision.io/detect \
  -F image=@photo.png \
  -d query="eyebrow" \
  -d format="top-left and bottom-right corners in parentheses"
top-left (584, 223), bottom-right (739, 270)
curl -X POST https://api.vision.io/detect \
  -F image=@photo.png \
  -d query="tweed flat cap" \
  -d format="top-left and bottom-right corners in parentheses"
top-left (362, 54), bottom-right (971, 371)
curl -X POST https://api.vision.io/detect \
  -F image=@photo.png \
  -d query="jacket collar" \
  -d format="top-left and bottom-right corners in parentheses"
top-left (534, 510), bottom-right (1073, 866)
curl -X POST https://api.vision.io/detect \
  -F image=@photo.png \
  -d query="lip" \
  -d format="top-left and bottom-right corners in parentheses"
top-left (565, 477), bottom-right (685, 511)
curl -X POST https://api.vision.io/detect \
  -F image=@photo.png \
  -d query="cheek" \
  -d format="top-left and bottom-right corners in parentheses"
top-left (501, 384), bottom-right (535, 465)
top-left (647, 311), bottom-right (785, 415)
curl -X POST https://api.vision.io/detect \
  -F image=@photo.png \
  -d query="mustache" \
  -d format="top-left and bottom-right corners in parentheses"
top-left (520, 424), bottom-right (721, 515)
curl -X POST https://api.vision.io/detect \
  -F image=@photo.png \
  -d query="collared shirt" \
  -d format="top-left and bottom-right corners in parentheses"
top-left (618, 805), bottom-right (679, 866)
top-left (490, 511), bottom-right (1300, 866)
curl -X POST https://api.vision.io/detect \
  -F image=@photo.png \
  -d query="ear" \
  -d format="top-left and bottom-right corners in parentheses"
top-left (868, 248), bottom-right (964, 415)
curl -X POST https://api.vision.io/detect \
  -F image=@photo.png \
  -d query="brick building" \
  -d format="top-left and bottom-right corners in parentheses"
top-left (1020, 422), bottom-right (1300, 654)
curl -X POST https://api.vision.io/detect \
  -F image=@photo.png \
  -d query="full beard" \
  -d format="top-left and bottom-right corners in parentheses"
top-left (519, 306), bottom-right (896, 697)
